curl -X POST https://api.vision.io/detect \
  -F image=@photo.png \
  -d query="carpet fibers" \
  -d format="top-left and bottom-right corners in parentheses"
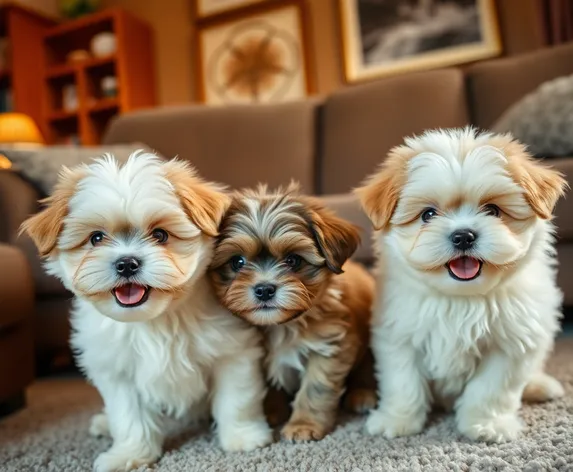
top-left (2, 339), bottom-right (573, 472)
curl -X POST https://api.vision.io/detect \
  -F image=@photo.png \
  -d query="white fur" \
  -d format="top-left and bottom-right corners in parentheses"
top-left (44, 153), bottom-right (271, 472)
top-left (366, 129), bottom-right (564, 443)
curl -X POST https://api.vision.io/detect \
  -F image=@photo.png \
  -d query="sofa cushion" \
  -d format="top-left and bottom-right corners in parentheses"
top-left (466, 41), bottom-right (573, 129)
top-left (556, 244), bottom-right (573, 306)
top-left (0, 170), bottom-right (39, 244)
top-left (18, 233), bottom-right (68, 297)
top-left (103, 101), bottom-right (319, 193)
top-left (319, 68), bottom-right (469, 194)
top-left (492, 75), bottom-right (573, 158)
top-left (550, 157), bottom-right (573, 242)
top-left (0, 244), bottom-right (33, 329)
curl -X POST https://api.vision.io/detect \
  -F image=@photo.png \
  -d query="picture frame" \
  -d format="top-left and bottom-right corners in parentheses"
top-left (195, 0), bottom-right (266, 20)
top-left (339, 0), bottom-right (502, 83)
top-left (196, 0), bottom-right (314, 105)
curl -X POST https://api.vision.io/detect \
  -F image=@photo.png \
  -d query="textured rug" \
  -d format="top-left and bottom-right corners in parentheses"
top-left (2, 339), bottom-right (573, 472)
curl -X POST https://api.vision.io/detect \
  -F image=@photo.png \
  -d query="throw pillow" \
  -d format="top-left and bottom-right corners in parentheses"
top-left (492, 74), bottom-right (573, 158)
top-left (2, 143), bottom-right (164, 197)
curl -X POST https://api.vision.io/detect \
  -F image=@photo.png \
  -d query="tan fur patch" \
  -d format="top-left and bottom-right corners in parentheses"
top-left (354, 145), bottom-right (415, 230)
top-left (20, 166), bottom-right (88, 256)
top-left (490, 136), bottom-right (568, 220)
top-left (163, 160), bottom-right (231, 237)
top-left (302, 196), bottom-right (361, 274)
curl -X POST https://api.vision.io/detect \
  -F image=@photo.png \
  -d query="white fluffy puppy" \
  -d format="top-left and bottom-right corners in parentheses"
top-left (22, 153), bottom-right (271, 472)
top-left (356, 128), bottom-right (567, 443)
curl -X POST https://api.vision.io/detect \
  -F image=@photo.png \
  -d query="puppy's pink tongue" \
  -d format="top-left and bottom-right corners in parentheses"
top-left (448, 257), bottom-right (481, 280)
top-left (114, 284), bottom-right (146, 305)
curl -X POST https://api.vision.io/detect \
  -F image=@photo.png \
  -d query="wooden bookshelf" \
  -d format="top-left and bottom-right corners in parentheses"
top-left (0, 4), bottom-right (56, 140)
top-left (42, 8), bottom-right (156, 145)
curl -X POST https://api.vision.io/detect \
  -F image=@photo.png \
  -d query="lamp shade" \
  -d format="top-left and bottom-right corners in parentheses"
top-left (0, 113), bottom-right (44, 144)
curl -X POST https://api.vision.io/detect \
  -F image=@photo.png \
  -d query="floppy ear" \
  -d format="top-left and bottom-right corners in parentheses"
top-left (497, 137), bottom-right (568, 220)
top-left (354, 146), bottom-right (410, 230)
top-left (304, 198), bottom-right (361, 274)
top-left (164, 160), bottom-right (231, 237)
top-left (19, 166), bottom-right (85, 257)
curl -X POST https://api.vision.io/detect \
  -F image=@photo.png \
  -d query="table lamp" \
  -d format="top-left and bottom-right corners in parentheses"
top-left (0, 113), bottom-right (45, 169)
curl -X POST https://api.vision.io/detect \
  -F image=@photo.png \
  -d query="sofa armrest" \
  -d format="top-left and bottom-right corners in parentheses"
top-left (0, 170), bottom-right (40, 244)
top-left (316, 193), bottom-right (374, 265)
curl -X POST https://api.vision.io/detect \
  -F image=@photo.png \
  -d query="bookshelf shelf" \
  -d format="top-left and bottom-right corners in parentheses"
top-left (47, 109), bottom-right (78, 122)
top-left (88, 98), bottom-right (119, 113)
top-left (0, 3), bottom-right (56, 138)
top-left (42, 8), bottom-right (156, 145)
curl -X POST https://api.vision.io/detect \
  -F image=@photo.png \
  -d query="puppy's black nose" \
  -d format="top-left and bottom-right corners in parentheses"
top-left (451, 229), bottom-right (477, 250)
top-left (254, 283), bottom-right (276, 302)
top-left (115, 257), bottom-right (141, 278)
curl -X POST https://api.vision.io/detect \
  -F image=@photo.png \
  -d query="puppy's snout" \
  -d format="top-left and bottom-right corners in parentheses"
top-left (253, 283), bottom-right (276, 302)
top-left (115, 256), bottom-right (141, 278)
top-left (451, 229), bottom-right (477, 251)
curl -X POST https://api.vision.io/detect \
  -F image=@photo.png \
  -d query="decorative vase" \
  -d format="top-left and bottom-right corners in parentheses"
top-left (91, 32), bottom-right (117, 58)
top-left (101, 76), bottom-right (118, 98)
top-left (62, 84), bottom-right (78, 111)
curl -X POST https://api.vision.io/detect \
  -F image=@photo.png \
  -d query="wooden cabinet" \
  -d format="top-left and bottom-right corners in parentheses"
top-left (43, 8), bottom-right (156, 145)
top-left (0, 4), bottom-right (56, 140)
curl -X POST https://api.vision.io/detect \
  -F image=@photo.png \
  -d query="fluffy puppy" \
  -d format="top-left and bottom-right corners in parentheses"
top-left (209, 184), bottom-right (377, 442)
top-left (356, 128), bottom-right (567, 443)
top-left (21, 153), bottom-right (271, 472)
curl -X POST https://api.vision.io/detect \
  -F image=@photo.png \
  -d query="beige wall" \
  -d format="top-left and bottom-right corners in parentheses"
top-left (307, 0), bottom-right (343, 96)
top-left (98, 0), bottom-right (546, 105)
top-left (307, 0), bottom-right (547, 97)
top-left (101, 0), bottom-right (195, 105)
top-left (496, 0), bottom-right (546, 56)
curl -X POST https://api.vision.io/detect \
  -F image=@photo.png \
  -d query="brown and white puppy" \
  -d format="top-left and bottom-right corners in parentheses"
top-left (209, 184), bottom-right (377, 442)
top-left (21, 153), bottom-right (271, 472)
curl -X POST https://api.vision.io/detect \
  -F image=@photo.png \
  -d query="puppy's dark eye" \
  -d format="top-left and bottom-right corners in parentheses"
top-left (421, 208), bottom-right (438, 223)
top-left (230, 256), bottom-right (246, 272)
top-left (285, 254), bottom-right (302, 270)
top-left (151, 228), bottom-right (168, 243)
top-left (90, 231), bottom-right (105, 246)
top-left (483, 204), bottom-right (501, 217)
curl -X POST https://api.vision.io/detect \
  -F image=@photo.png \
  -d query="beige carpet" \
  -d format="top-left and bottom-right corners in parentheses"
top-left (2, 339), bottom-right (573, 472)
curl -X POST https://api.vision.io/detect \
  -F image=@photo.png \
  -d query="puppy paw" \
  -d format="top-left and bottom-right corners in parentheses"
top-left (281, 419), bottom-right (329, 441)
top-left (457, 414), bottom-right (523, 443)
top-left (343, 388), bottom-right (378, 414)
top-left (522, 373), bottom-right (565, 403)
top-left (219, 420), bottom-right (272, 452)
top-left (89, 413), bottom-right (110, 438)
top-left (93, 445), bottom-right (159, 472)
top-left (365, 408), bottom-right (425, 439)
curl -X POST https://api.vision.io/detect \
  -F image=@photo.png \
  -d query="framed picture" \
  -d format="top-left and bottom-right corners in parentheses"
top-left (339, 0), bottom-right (502, 83)
top-left (196, 0), bottom-right (266, 19)
top-left (197, 1), bottom-right (313, 105)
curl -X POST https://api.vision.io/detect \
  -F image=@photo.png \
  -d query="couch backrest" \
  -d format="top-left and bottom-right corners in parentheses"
top-left (466, 41), bottom-right (573, 129)
top-left (103, 100), bottom-right (320, 193)
top-left (318, 68), bottom-right (469, 194)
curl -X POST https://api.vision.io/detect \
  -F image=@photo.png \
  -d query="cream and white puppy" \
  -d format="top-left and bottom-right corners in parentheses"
top-left (21, 153), bottom-right (271, 472)
top-left (356, 128), bottom-right (567, 443)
